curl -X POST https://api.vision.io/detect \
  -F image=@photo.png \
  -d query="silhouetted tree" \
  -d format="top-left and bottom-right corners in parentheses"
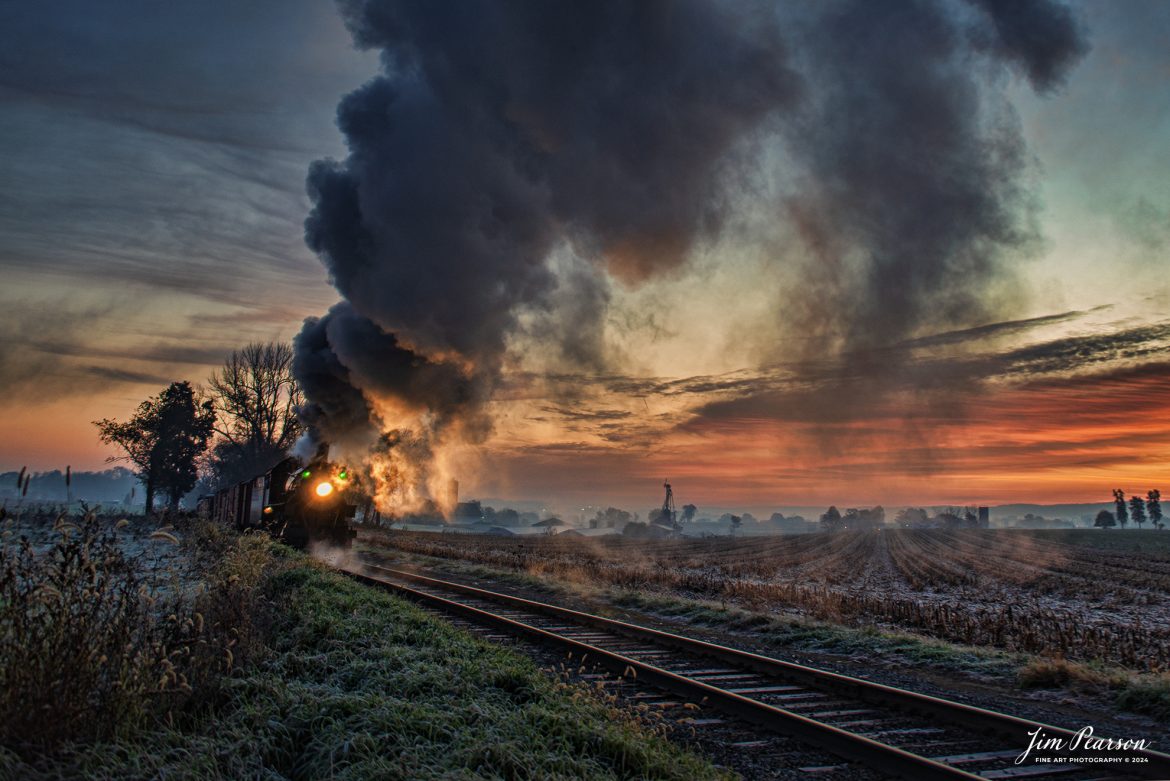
top-left (454, 501), bottom-right (483, 521)
top-left (844, 506), bottom-right (884, 530)
top-left (593, 507), bottom-right (632, 528)
top-left (935, 510), bottom-right (965, 529)
top-left (894, 507), bottom-right (929, 527)
top-left (820, 505), bottom-right (843, 531)
top-left (95, 382), bottom-right (215, 512)
top-left (1094, 509), bottom-right (1116, 529)
top-left (1129, 495), bottom-right (1147, 528)
top-left (1147, 490), bottom-right (1163, 530)
top-left (682, 503), bottom-right (697, 524)
top-left (207, 342), bottom-right (302, 487)
top-left (1113, 489), bottom-right (1128, 528)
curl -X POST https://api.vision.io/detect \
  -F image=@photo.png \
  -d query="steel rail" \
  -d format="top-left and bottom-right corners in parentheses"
top-left (353, 560), bottom-right (1170, 779)
top-left (344, 567), bottom-right (983, 780)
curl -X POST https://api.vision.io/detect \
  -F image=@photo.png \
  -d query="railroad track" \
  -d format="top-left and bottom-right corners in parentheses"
top-left (342, 560), bottom-right (1170, 780)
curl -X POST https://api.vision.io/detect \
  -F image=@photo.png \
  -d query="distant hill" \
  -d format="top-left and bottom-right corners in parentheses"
top-left (707, 503), bottom-right (1117, 524)
top-left (481, 502), bottom-right (1129, 528)
top-left (0, 467), bottom-right (141, 505)
top-left (987, 503), bottom-right (1113, 523)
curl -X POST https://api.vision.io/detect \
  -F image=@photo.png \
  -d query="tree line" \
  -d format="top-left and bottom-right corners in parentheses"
top-left (94, 342), bottom-right (301, 514)
top-left (1094, 489), bottom-right (1163, 529)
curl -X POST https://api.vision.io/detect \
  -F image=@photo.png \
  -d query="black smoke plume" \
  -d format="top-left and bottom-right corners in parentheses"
top-left (294, 0), bottom-right (1087, 505)
top-left (293, 0), bottom-right (798, 508)
top-left (778, 0), bottom-right (1087, 366)
top-left (293, 302), bottom-right (489, 507)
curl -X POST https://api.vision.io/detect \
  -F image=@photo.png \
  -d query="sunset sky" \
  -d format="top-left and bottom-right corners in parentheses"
top-left (2, 1), bottom-right (1169, 512)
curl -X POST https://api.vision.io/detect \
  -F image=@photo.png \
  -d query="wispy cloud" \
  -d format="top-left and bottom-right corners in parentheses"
top-left (896, 306), bottom-right (1112, 349)
top-left (484, 311), bottom-right (1170, 506)
top-left (83, 365), bottom-right (172, 386)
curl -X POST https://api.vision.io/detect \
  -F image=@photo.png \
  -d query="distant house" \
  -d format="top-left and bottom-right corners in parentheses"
top-left (464, 521), bottom-right (516, 536)
top-left (572, 527), bottom-right (621, 537)
top-left (484, 526), bottom-right (516, 536)
top-left (621, 521), bottom-right (672, 539)
top-left (532, 517), bottom-right (566, 528)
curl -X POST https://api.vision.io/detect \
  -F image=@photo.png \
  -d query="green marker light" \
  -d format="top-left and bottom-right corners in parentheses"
top-left (302, 470), bottom-right (311, 479)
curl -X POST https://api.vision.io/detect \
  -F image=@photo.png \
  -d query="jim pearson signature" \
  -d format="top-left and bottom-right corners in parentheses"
top-left (1018, 726), bottom-right (1151, 765)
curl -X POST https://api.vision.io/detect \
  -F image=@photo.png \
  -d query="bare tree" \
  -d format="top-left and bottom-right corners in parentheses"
top-left (207, 342), bottom-right (301, 487)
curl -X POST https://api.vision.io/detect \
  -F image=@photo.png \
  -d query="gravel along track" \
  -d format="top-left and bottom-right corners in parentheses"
top-left (343, 560), bottom-right (1169, 781)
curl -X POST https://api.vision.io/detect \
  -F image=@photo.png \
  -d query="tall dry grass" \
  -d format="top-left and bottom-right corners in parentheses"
top-left (0, 509), bottom-right (275, 755)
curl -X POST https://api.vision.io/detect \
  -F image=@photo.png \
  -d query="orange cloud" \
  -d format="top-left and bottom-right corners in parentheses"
top-left (475, 361), bottom-right (1170, 509)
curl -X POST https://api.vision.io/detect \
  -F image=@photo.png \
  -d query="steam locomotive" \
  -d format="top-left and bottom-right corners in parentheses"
top-left (200, 456), bottom-right (357, 549)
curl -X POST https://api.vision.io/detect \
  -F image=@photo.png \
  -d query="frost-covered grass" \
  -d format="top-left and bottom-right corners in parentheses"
top-left (2, 539), bottom-right (726, 780)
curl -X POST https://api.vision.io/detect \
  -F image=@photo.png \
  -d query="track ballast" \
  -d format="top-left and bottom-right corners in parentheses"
top-left (342, 559), bottom-right (1170, 780)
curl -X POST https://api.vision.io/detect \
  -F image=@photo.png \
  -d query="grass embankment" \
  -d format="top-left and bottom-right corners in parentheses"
top-left (1, 518), bottom-right (725, 780)
top-left (366, 546), bottom-right (1170, 724)
top-left (1015, 657), bottom-right (1170, 719)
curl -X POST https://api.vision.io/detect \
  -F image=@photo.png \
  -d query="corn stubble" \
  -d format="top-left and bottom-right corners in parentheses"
top-left (369, 528), bottom-right (1170, 671)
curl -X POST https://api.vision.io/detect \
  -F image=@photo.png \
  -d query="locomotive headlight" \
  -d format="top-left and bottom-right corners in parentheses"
top-left (315, 481), bottom-right (334, 498)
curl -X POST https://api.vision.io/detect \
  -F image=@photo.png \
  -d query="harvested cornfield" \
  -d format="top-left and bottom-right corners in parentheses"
top-left (364, 528), bottom-right (1170, 671)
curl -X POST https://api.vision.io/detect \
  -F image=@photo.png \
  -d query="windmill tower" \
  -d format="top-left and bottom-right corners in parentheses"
top-left (661, 479), bottom-right (678, 529)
